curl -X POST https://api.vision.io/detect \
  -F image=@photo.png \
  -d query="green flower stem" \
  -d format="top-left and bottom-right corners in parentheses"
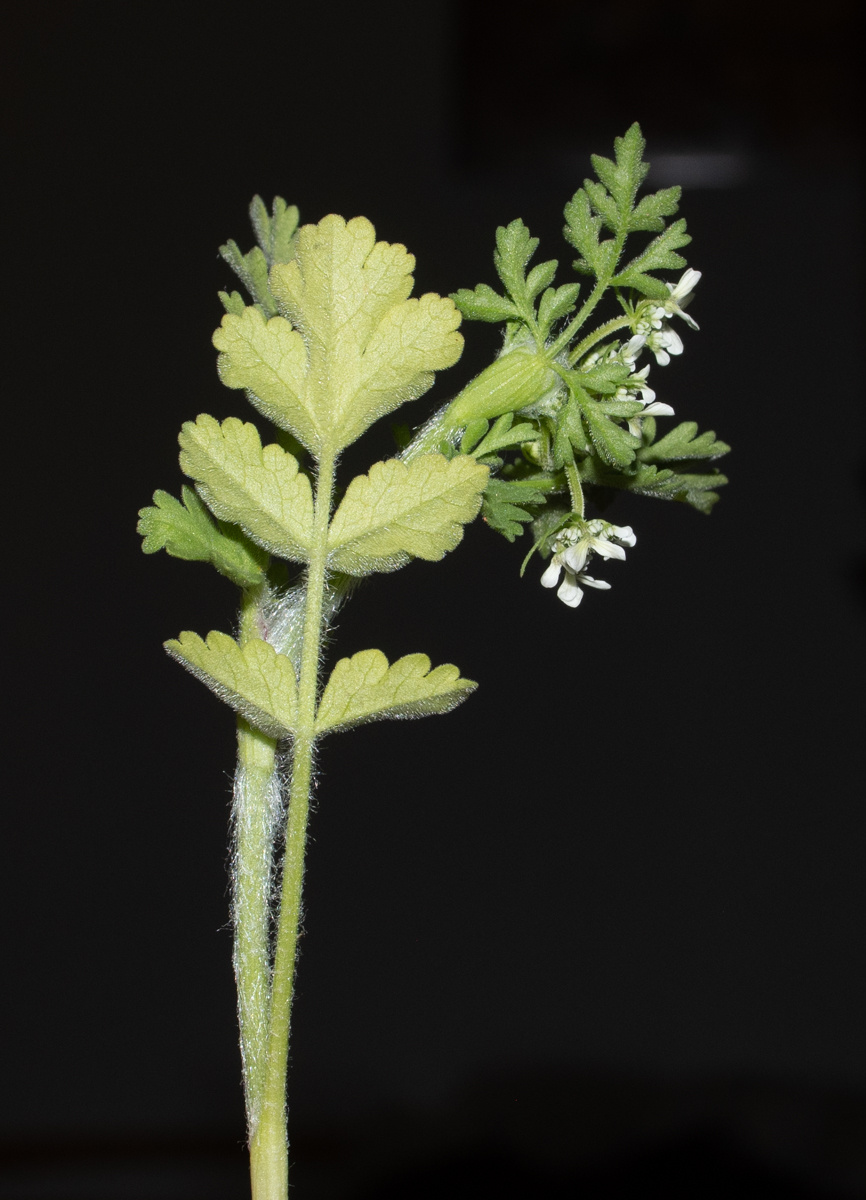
top-left (566, 314), bottom-right (634, 366)
top-left (565, 460), bottom-right (585, 518)
top-left (249, 450), bottom-right (336, 1200)
top-left (550, 218), bottom-right (630, 360)
top-left (548, 277), bottom-right (609, 358)
top-left (234, 588), bottom-right (278, 1129)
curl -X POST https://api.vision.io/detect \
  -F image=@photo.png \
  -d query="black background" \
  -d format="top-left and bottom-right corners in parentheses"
top-left (2, 2), bottom-right (864, 1196)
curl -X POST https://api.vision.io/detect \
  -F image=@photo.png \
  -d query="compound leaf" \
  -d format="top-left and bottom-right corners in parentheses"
top-left (328, 453), bottom-right (488, 575)
top-left (179, 415), bottom-right (314, 561)
top-left (166, 630), bottom-right (297, 739)
top-left (482, 477), bottom-right (553, 541)
top-left (137, 485), bottom-right (267, 587)
top-left (269, 214), bottom-right (463, 452)
top-left (315, 649), bottom-right (475, 734)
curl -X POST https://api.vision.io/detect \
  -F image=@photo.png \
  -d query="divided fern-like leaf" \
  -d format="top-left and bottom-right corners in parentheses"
top-left (638, 421), bottom-right (731, 464)
top-left (482, 477), bottom-right (554, 541)
top-left (137, 486), bottom-right (268, 587)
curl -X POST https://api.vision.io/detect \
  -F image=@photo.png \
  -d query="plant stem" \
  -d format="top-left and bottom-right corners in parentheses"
top-left (234, 587), bottom-right (278, 1130)
top-left (566, 313), bottom-right (634, 367)
top-left (249, 451), bottom-right (336, 1200)
top-left (234, 718), bottom-right (278, 1127)
top-left (565, 460), bottom-right (585, 518)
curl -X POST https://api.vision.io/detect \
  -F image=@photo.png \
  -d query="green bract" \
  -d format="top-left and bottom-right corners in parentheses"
top-left (138, 126), bottom-right (729, 1200)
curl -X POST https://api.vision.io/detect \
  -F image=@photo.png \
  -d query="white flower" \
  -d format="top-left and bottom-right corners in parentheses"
top-left (627, 399), bottom-right (675, 437)
top-left (541, 565), bottom-right (612, 608)
top-left (619, 334), bottom-right (646, 368)
top-left (615, 364), bottom-right (655, 405)
top-left (636, 307), bottom-right (665, 335)
top-left (646, 324), bottom-right (684, 366)
top-left (663, 268), bottom-right (701, 329)
top-left (540, 520), bottom-right (636, 608)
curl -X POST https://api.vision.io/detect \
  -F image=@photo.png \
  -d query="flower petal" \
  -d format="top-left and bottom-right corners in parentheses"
top-left (563, 543), bottom-right (590, 573)
top-left (578, 573), bottom-right (612, 590)
top-left (557, 573), bottom-right (584, 607)
top-left (541, 560), bottom-right (562, 588)
top-left (592, 537), bottom-right (626, 561)
top-left (611, 524), bottom-right (636, 546)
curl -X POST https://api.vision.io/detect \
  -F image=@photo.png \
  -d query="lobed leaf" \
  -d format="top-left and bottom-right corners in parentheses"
top-left (219, 239), bottom-right (276, 316)
top-left (607, 270), bottom-right (670, 300)
top-left (524, 258), bottom-right (558, 302)
top-left (567, 379), bottom-right (639, 469)
top-left (328, 453), bottom-right (488, 575)
top-left (482, 477), bottom-right (553, 541)
top-left (537, 283), bottom-right (580, 332)
top-left (213, 305), bottom-right (319, 452)
top-left (629, 463), bottom-right (729, 513)
top-left (471, 412), bottom-right (539, 459)
top-left (269, 214), bottom-right (463, 452)
top-left (315, 649), bottom-right (475, 734)
top-left (137, 486), bottom-right (267, 587)
top-left (249, 195), bottom-right (299, 267)
top-left (629, 186), bottom-right (681, 232)
top-left (615, 219), bottom-right (691, 279)
top-left (166, 630), bottom-right (298, 739)
top-left (563, 190), bottom-right (612, 277)
top-left (179, 415), bottom-right (314, 561)
top-left (218, 290), bottom-right (247, 316)
top-left (451, 282), bottom-right (520, 323)
top-left (576, 361), bottom-right (631, 395)
top-left (583, 180), bottom-right (618, 231)
top-left (493, 220), bottom-right (540, 318)
top-left (638, 421), bottom-right (731, 464)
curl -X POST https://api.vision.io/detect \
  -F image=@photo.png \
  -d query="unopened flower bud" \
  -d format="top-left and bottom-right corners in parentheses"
top-left (445, 351), bottom-right (556, 427)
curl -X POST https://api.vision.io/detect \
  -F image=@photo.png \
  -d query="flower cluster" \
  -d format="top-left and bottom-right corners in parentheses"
top-left (540, 520), bottom-right (636, 608)
top-left (635, 268), bottom-right (701, 363)
top-left (618, 269), bottom-right (702, 433)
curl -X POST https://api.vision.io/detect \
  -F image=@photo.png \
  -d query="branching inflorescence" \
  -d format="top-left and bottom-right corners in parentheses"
top-left (138, 124), bottom-right (728, 1199)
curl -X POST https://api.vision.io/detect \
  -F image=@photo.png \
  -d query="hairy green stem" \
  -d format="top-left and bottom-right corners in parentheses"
top-left (234, 720), bottom-right (278, 1124)
top-left (566, 314), bottom-right (634, 367)
top-left (249, 451), bottom-right (336, 1200)
top-left (565, 460), bottom-right (585, 518)
top-left (234, 589), bottom-right (278, 1130)
top-left (548, 277), bottom-right (609, 358)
